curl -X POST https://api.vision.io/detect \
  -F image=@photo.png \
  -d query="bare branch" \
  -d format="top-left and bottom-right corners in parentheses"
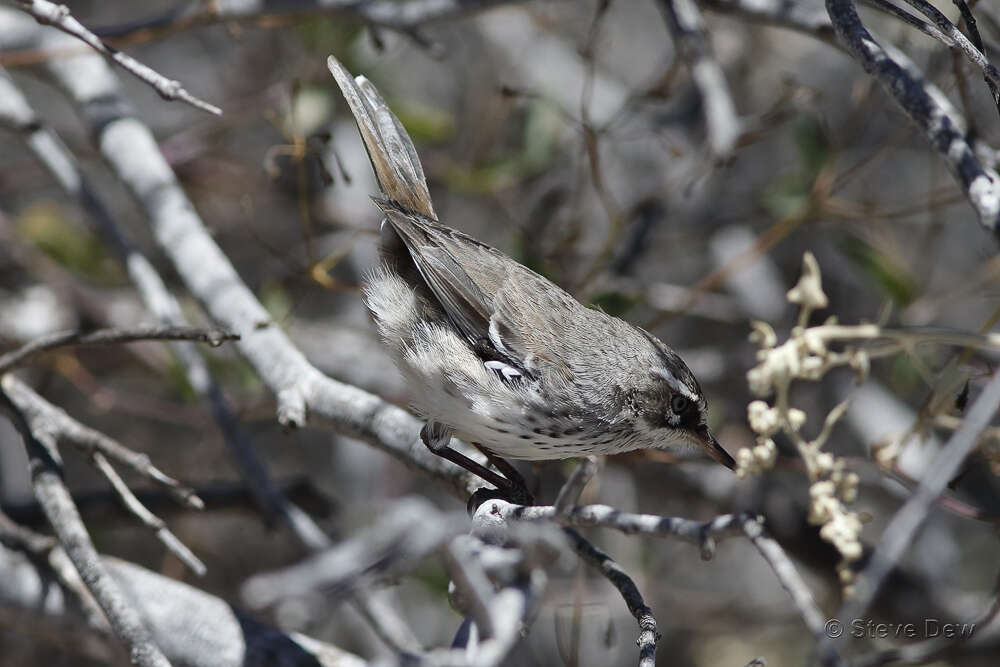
top-left (13, 0), bottom-right (220, 114)
top-left (0, 325), bottom-right (238, 373)
top-left (826, 0), bottom-right (1000, 236)
top-left (563, 528), bottom-right (659, 667)
top-left (656, 0), bottom-right (741, 158)
top-left (443, 537), bottom-right (503, 639)
top-left (241, 498), bottom-right (465, 609)
top-left (0, 8), bottom-right (484, 498)
top-left (475, 498), bottom-right (841, 663)
top-left (1, 374), bottom-right (202, 508)
top-left (953, 0), bottom-right (1000, 117)
top-left (91, 454), bottom-right (206, 576)
top-left (509, 502), bottom-right (745, 559)
top-left (0, 507), bottom-right (109, 631)
top-left (862, 0), bottom-right (956, 46)
top-left (820, 368), bottom-right (1000, 665)
top-left (0, 540), bottom-right (368, 667)
top-left (91, 0), bottom-right (541, 38)
top-left (553, 456), bottom-right (602, 515)
top-left (741, 515), bottom-right (826, 636)
top-left (896, 0), bottom-right (1000, 115)
top-left (0, 63), bottom-right (334, 555)
top-left (1, 379), bottom-right (172, 667)
top-left (701, 0), bottom-right (837, 44)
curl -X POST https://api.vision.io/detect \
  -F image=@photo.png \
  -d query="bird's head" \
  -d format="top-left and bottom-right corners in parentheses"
top-left (632, 332), bottom-right (735, 470)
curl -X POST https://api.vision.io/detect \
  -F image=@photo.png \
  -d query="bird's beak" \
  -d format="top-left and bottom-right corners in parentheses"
top-left (694, 426), bottom-right (736, 471)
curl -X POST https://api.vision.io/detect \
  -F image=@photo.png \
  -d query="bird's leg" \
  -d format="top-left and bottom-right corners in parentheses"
top-left (419, 422), bottom-right (534, 507)
top-left (471, 444), bottom-right (532, 501)
top-left (420, 421), bottom-right (510, 489)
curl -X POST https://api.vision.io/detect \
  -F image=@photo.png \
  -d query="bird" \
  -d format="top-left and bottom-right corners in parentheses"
top-left (327, 57), bottom-right (734, 501)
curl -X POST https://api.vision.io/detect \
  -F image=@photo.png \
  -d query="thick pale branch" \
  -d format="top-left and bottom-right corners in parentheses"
top-left (0, 540), bottom-right (367, 667)
top-left (1, 379), bottom-right (172, 667)
top-left (14, 0), bottom-right (221, 114)
top-left (0, 6), bottom-right (483, 497)
top-left (0, 63), bottom-right (333, 554)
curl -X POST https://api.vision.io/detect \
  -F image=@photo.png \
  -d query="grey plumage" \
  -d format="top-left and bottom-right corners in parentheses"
top-left (328, 57), bottom-right (734, 470)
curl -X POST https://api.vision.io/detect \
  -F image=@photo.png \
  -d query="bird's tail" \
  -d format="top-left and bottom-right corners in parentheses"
top-left (327, 56), bottom-right (437, 221)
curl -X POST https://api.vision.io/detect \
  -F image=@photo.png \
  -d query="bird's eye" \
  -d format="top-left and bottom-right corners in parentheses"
top-left (670, 395), bottom-right (690, 414)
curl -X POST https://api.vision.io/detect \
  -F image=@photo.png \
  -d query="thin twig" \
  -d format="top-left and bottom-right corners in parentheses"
top-left (14, 0), bottom-right (220, 114)
top-left (897, 0), bottom-right (1000, 114)
top-left (863, 0), bottom-right (956, 46)
top-left (564, 528), bottom-right (659, 667)
top-left (826, 0), bottom-right (1000, 236)
top-left (553, 456), bottom-right (602, 515)
top-left (91, 453), bottom-right (206, 576)
top-left (0, 64), bottom-right (332, 554)
top-left (0, 374), bottom-right (202, 508)
top-left (0, 325), bottom-right (238, 374)
top-left (953, 0), bottom-right (1000, 118)
top-left (740, 515), bottom-right (826, 636)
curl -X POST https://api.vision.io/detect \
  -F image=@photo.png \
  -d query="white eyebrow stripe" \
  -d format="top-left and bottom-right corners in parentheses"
top-left (651, 367), bottom-right (698, 401)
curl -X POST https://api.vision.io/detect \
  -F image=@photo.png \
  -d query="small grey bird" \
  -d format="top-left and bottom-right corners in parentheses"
top-left (328, 57), bottom-right (734, 496)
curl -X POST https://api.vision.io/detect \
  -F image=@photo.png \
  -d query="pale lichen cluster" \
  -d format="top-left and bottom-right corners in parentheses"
top-left (741, 253), bottom-right (865, 592)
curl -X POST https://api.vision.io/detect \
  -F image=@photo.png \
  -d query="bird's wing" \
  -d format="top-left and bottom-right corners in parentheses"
top-left (376, 201), bottom-right (568, 380)
top-left (327, 56), bottom-right (435, 220)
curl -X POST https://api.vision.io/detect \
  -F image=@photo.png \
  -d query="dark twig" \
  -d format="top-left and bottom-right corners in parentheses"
top-left (896, 0), bottom-right (1000, 115)
top-left (13, 0), bottom-right (220, 114)
top-left (564, 528), bottom-right (659, 667)
top-left (0, 325), bottom-right (238, 374)
top-left (826, 0), bottom-right (1000, 236)
top-left (953, 0), bottom-right (1000, 117)
top-left (496, 501), bottom-right (840, 663)
top-left (820, 368), bottom-right (1000, 665)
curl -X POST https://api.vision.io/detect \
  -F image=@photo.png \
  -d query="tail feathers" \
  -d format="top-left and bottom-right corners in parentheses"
top-left (327, 56), bottom-right (436, 221)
